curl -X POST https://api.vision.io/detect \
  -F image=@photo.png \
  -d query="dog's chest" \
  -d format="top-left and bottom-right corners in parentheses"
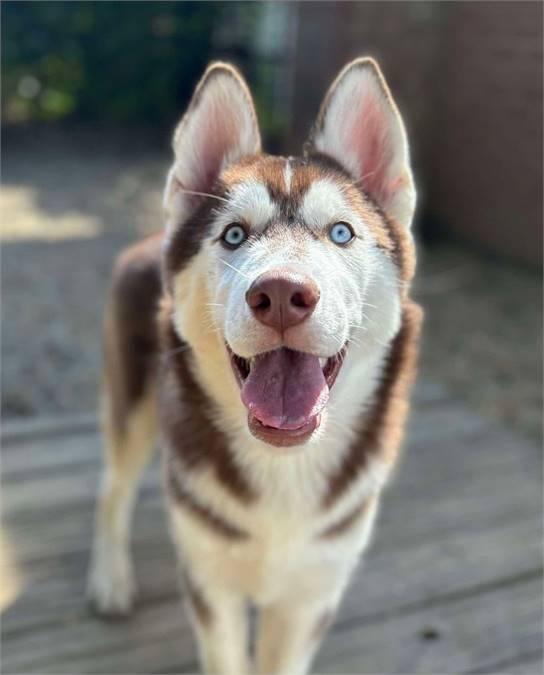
top-left (171, 502), bottom-right (360, 605)
top-left (169, 455), bottom-right (377, 605)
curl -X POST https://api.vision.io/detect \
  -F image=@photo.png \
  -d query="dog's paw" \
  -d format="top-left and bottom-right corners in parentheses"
top-left (87, 552), bottom-right (137, 618)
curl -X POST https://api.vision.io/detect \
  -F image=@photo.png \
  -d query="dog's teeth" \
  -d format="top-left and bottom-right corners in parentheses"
top-left (319, 357), bottom-right (327, 368)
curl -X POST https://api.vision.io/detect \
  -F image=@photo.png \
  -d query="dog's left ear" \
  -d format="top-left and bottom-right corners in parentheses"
top-left (164, 62), bottom-right (261, 229)
top-left (306, 58), bottom-right (415, 229)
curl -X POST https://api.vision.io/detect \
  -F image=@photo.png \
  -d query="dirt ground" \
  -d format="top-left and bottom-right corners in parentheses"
top-left (2, 129), bottom-right (542, 442)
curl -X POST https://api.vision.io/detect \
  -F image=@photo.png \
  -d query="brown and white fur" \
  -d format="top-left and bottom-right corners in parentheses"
top-left (88, 58), bottom-right (423, 675)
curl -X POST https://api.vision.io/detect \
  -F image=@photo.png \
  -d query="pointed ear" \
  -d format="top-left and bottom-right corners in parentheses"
top-left (306, 58), bottom-right (416, 229)
top-left (164, 62), bottom-right (261, 229)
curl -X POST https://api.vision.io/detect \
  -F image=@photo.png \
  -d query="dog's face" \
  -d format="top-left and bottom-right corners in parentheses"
top-left (163, 59), bottom-right (416, 449)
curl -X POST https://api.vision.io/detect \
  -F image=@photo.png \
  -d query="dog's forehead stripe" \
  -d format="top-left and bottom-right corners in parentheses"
top-left (284, 158), bottom-right (293, 194)
top-left (225, 170), bottom-right (353, 237)
top-left (259, 158), bottom-right (337, 225)
top-left (223, 156), bottom-right (331, 220)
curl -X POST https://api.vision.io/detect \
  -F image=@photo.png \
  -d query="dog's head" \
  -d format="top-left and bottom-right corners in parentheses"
top-left (162, 59), bottom-right (416, 449)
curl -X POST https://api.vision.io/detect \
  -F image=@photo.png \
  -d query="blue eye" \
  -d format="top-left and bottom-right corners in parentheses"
top-left (329, 222), bottom-right (354, 245)
top-left (222, 223), bottom-right (247, 248)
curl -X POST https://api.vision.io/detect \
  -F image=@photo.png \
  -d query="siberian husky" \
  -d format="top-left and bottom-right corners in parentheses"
top-left (88, 57), bottom-right (422, 675)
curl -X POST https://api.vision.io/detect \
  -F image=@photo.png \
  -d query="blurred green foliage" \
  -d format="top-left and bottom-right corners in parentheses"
top-left (1, 1), bottom-right (248, 125)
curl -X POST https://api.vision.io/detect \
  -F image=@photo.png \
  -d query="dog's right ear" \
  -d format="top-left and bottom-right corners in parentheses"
top-left (164, 62), bottom-right (261, 231)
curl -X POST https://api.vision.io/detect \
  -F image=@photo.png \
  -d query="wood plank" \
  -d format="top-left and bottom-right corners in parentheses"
top-left (1, 493), bottom-right (166, 564)
top-left (2, 511), bottom-right (541, 642)
top-left (2, 434), bottom-right (102, 480)
top-left (4, 571), bottom-right (541, 674)
top-left (3, 423), bottom-right (539, 564)
top-left (0, 403), bottom-right (513, 518)
top-left (2, 418), bottom-right (540, 598)
top-left (45, 636), bottom-right (198, 675)
top-left (314, 578), bottom-right (543, 675)
top-left (0, 387), bottom-right (475, 479)
top-left (468, 650), bottom-right (544, 674)
top-left (3, 423), bottom-right (541, 658)
top-left (2, 393), bottom-right (542, 674)
top-left (2, 460), bottom-right (159, 518)
top-left (2, 597), bottom-right (195, 674)
top-left (1, 544), bottom-right (176, 637)
top-left (337, 514), bottom-right (543, 628)
top-left (1, 413), bottom-right (97, 445)
top-left (2, 464), bottom-right (537, 571)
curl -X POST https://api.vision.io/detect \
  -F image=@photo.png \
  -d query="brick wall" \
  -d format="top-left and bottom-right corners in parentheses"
top-left (426, 1), bottom-right (542, 264)
top-left (290, 1), bottom-right (542, 265)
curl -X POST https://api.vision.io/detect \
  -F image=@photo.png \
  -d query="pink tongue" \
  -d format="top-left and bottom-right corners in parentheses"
top-left (241, 348), bottom-right (329, 430)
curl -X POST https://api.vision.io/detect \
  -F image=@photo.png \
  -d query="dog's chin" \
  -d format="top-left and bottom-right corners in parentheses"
top-left (227, 344), bottom-right (346, 449)
top-left (247, 412), bottom-right (321, 448)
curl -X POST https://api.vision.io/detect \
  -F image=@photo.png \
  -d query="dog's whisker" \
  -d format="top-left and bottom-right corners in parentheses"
top-left (201, 313), bottom-right (222, 334)
top-left (163, 343), bottom-right (192, 358)
top-left (348, 337), bottom-right (363, 349)
top-left (219, 258), bottom-right (250, 279)
top-left (361, 311), bottom-right (378, 326)
top-left (350, 168), bottom-right (378, 186)
top-left (331, 333), bottom-right (346, 347)
top-left (175, 188), bottom-right (229, 204)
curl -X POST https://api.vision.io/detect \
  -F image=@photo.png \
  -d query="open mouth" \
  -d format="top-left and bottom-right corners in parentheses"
top-left (228, 345), bottom-right (346, 447)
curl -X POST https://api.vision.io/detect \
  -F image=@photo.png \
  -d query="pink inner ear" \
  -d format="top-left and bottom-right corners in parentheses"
top-left (346, 95), bottom-right (397, 206)
top-left (172, 98), bottom-right (238, 211)
top-left (193, 96), bottom-right (238, 194)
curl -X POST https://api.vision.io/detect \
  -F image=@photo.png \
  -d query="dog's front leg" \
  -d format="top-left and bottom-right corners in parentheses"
top-left (182, 574), bottom-right (251, 675)
top-left (255, 594), bottom-right (340, 675)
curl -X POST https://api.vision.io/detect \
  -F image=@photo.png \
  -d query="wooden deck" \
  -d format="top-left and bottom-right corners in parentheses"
top-left (1, 382), bottom-right (542, 674)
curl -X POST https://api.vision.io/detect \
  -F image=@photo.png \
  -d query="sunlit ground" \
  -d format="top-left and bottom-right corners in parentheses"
top-left (0, 522), bottom-right (24, 611)
top-left (1, 185), bottom-right (101, 241)
top-left (1, 128), bottom-right (166, 242)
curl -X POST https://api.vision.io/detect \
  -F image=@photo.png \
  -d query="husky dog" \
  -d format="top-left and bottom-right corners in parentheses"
top-left (88, 57), bottom-right (422, 675)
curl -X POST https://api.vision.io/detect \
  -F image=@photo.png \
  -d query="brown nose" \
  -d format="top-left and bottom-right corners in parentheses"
top-left (246, 268), bottom-right (320, 333)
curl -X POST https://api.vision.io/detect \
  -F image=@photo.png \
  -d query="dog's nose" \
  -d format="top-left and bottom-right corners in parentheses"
top-left (246, 268), bottom-right (320, 333)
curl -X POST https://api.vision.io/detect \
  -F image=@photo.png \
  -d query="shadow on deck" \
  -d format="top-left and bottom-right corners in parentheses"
top-left (1, 381), bottom-right (542, 674)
